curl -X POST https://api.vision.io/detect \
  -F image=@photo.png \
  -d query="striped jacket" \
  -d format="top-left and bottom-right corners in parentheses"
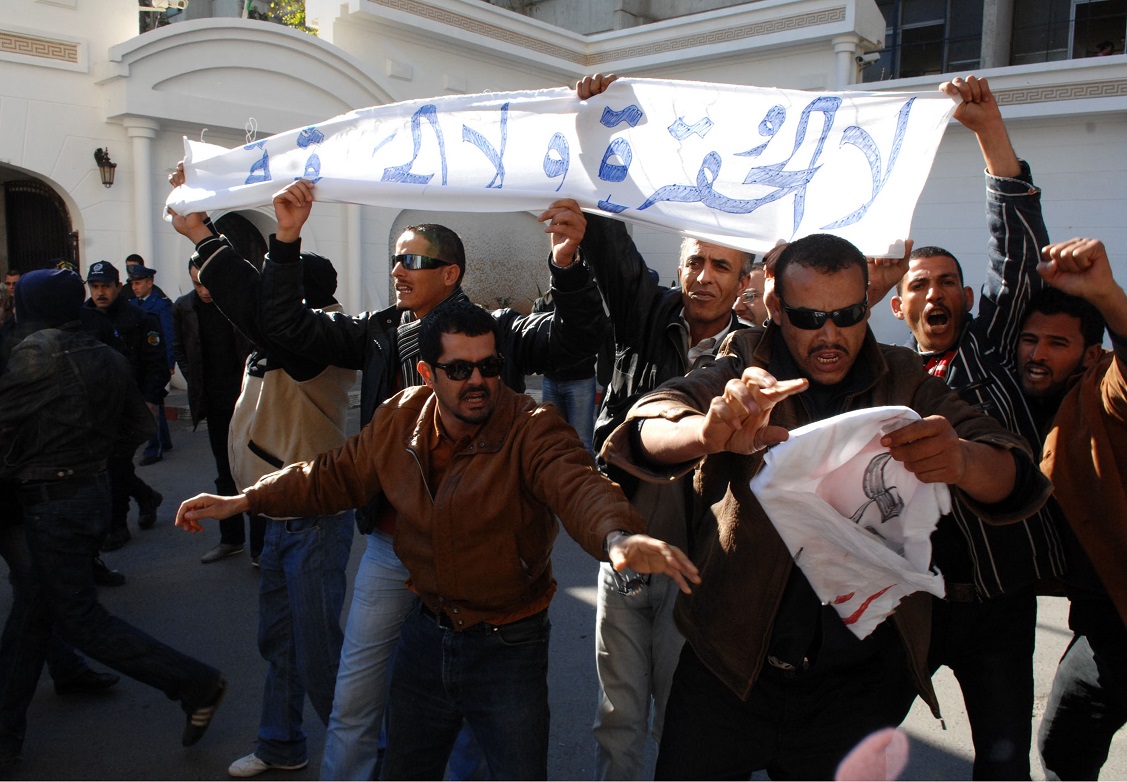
top-left (915, 161), bottom-right (1066, 598)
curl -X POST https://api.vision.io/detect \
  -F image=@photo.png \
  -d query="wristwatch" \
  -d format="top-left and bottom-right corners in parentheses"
top-left (604, 530), bottom-right (648, 597)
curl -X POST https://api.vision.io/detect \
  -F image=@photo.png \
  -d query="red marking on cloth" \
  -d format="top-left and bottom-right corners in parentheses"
top-left (842, 585), bottom-right (896, 625)
top-left (833, 592), bottom-right (855, 604)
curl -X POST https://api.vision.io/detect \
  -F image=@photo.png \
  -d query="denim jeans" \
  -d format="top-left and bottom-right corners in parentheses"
top-left (929, 589), bottom-right (1037, 780)
top-left (143, 402), bottom-right (173, 460)
top-left (320, 531), bottom-right (485, 780)
top-left (254, 512), bottom-right (353, 767)
top-left (320, 531), bottom-right (416, 780)
top-left (541, 376), bottom-right (596, 453)
top-left (1039, 630), bottom-right (1127, 780)
top-left (593, 563), bottom-right (684, 780)
top-left (0, 522), bottom-right (88, 687)
top-left (0, 474), bottom-right (220, 757)
top-left (380, 603), bottom-right (551, 781)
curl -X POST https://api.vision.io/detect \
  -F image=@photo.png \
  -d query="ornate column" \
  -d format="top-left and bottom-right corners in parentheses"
top-left (123, 116), bottom-right (160, 265)
top-left (832, 34), bottom-right (861, 88)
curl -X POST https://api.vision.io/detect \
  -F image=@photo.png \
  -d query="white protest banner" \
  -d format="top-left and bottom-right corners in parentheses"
top-left (166, 78), bottom-right (956, 257)
top-left (749, 406), bottom-right (949, 639)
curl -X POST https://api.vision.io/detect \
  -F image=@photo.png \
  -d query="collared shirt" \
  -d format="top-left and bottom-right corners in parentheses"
top-left (677, 315), bottom-right (736, 369)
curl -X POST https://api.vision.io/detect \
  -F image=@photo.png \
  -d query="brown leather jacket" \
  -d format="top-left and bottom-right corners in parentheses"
top-left (1042, 341), bottom-right (1127, 626)
top-left (604, 324), bottom-right (1048, 716)
top-left (246, 383), bottom-right (645, 629)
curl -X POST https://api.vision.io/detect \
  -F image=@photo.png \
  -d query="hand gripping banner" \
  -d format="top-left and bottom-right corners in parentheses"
top-left (166, 78), bottom-right (957, 257)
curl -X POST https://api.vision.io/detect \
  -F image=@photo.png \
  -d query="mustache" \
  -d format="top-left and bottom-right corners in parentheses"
top-left (459, 384), bottom-right (490, 400)
top-left (806, 342), bottom-right (849, 356)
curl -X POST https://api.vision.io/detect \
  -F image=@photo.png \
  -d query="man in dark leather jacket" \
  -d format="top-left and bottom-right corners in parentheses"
top-left (0, 269), bottom-right (226, 767)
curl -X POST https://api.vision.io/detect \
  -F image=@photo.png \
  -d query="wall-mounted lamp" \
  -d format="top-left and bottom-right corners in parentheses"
top-left (94, 148), bottom-right (117, 188)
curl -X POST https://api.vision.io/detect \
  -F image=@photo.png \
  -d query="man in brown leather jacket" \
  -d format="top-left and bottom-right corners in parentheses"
top-left (176, 298), bottom-right (698, 780)
top-left (1022, 238), bottom-right (1127, 780)
top-left (603, 232), bottom-right (1050, 780)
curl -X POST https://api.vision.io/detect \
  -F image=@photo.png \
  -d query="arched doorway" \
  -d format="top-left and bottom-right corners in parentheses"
top-left (2, 178), bottom-right (78, 275)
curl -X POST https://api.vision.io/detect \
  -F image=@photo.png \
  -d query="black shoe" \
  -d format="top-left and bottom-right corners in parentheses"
top-left (138, 454), bottom-right (162, 466)
top-left (138, 490), bottom-right (163, 530)
top-left (101, 528), bottom-right (131, 552)
top-left (93, 556), bottom-right (125, 587)
top-left (54, 668), bottom-right (120, 696)
top-left (182, 678), bottom-right (226, 747)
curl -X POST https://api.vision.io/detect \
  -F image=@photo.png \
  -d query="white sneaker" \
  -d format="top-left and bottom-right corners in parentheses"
top-left (227, 753), bottom-right (308, 778)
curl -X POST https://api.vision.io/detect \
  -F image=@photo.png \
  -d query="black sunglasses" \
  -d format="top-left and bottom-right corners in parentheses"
top-left (392, 253), bottom-right (454, 271)
top-left (431, 355), bottom-right (505, 381)
top-left (780, 297), bottom-right (868, 330)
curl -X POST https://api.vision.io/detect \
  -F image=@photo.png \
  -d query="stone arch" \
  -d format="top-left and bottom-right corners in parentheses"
top-left (103, 19), bottom-right (394, 135)
top-left (0, 164), bottom-right (84, 277)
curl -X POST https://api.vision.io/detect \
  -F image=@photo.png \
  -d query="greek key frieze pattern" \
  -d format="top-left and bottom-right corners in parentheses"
top-left (0, 31), bottom-right (79, 64)
top-left (587, 8), bottom-right (847, 65)
top-left (375, 0), bottom-right (584, 63)
top-left (996, 80), bottom-right (1127, 105)
top-left (374, 0), bottom-right (846, 67)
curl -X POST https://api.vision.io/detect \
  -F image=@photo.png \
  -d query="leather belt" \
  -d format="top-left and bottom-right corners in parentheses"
top-left (944, 581), bottom-right (978, 603)
top-left (418, 602), bottom-right (545, 636)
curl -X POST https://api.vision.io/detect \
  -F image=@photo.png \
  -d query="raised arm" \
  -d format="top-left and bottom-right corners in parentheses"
top-left (499, 199), bottom-right (608, 378)
top-left (939, 76), bottom-right (1051, 370)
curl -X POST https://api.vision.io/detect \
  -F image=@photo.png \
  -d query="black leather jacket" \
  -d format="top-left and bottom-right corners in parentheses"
top-left (0, 324), bottom-right (154, 481)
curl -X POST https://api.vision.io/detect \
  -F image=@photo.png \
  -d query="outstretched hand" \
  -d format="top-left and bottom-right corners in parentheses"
top-left (175, 493), bottom-right (250, 533)
top-left (608, 533), bottom-right (700, 595)
top-left (699, 368), bottom-right (808, 455)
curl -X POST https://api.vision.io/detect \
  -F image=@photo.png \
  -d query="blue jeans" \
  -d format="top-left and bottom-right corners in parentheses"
top-left (0, 521), bottom-right (89, 687)
top-left (0, 474), bottom-right (220, 756)
top-left (321, 531), bottom-right (417, 780)
top-left (143, 403), bottom-right (172, 460)
top-left (320, 532), bottom-right (486, 780)
top-left (929, 589), bottom-right (1037, 780)
top-left (255, 512), bottom-right (354, 767)
top-left (541, 376), bottom-right (596, 453)
top-left (1039, 630), bottom-right (1127, 780)
top-left (380, 603), bottom-right (551, 780)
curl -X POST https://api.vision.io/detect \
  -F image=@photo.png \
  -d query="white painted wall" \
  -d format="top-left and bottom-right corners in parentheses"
top-left (1, 0), bottom-right (1124, 348)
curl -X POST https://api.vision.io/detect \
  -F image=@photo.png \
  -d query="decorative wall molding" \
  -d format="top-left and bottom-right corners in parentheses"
top-left (586, 8), bottom-right (847, 65)
top-left (372, 0), bottom-right (847, 67)
top-left (995, 79), bottom-right (1127, 105)
top-left (0, 29), bottom-right (79, 64)
top-left (374, 0), bottom-right (586, 63)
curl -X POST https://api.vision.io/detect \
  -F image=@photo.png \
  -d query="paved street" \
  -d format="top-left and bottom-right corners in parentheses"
top-left (1, 403), bottom-right (1124, 780)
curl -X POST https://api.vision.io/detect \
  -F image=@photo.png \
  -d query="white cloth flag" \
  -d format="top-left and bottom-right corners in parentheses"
top-left (749, 406), bottom-right (949, 639)
top-left (166, 78), bottom-right (956, 256)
